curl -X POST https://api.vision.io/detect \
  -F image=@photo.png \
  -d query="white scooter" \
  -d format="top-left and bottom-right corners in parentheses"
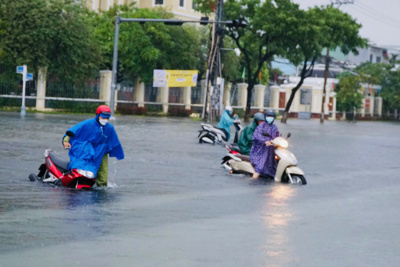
top-left (198, 115), bottom-right (243, 145)
top-left (221, 132), bottom-right (307, 184)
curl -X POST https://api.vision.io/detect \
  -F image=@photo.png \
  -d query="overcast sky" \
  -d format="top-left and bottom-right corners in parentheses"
top-left (292, 0), bottom-right (400, 48)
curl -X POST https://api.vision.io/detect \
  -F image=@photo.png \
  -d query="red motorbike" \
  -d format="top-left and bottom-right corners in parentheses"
top-left (29, 149), bottom-right (95, 189)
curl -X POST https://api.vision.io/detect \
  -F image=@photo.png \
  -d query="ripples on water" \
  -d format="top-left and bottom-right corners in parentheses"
top-left (1, 112), bottom-right (400, 266)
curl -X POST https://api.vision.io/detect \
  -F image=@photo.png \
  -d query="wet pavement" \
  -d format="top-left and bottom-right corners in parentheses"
top-left (1, 111), bottom-right (400, 267)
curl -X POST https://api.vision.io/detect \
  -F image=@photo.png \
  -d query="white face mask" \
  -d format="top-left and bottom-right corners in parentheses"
top-left (99, 118), bottom-right (108, 126)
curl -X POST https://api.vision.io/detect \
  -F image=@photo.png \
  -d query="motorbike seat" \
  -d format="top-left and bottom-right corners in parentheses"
top-left (235, 154), bottom-right (250, 162)
top-left (216, 128), bottom-right (229, 141)
top-left (49, 152), bottom-right (69, 173)
top-left (229, 144), bottom-right (241, 153)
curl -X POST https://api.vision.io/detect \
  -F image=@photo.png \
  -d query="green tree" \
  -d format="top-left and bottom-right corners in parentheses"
top-left (381, 69), bottom-right (400, 115)
top-left (222, 0), bottom-right (308, 121)
top-left (93, 5), bottom-right (206, 84)
top-left (353, 62), bottom-right (400, 116)
top-left (195, 0), bottom-right (365, 122)
top-left (0, 0), bottom-right (101, 82)
top-left (354, 62), bottom-right (388, 85)
top-left (336, 72), bottom-right (363, 115)
top-left (280, 5), bottom-right (366, 122)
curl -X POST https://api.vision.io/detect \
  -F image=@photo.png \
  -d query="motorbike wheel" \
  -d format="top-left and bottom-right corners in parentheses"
top-left (289, 175), bottom-right (307, 185)
top-left (199, 133), bottom-right (215, 144)
top-left (29, 173), bottom-right (37, 182)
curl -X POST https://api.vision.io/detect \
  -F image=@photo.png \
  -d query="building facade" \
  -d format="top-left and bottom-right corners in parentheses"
top-left (85, 0), bottom-right (202, 20)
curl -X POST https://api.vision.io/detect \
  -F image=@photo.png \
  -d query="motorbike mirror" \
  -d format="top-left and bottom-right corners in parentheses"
top-left (287, 133), bottom-right (291, 138)
top-left (262, 132), bottom-right (270, 137)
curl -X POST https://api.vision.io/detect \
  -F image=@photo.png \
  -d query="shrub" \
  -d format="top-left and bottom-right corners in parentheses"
top-left (117, 104), bottom-right (147, 115)
top-left (168, 107), bottom-right (192, 117)
top-left (46, 100), bottom-right (99, 113)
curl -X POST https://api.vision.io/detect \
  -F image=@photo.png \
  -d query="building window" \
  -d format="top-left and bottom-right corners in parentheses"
top-left (155, 0), bottom-right (164, 5)
top-left (179, 0), bottom-right (185, 8)
top-left (192, 0), bottom-right (195, 9)
top-left (300, 89), bottom-right (312, 105)
top-left (369, 54), bottom-right (373, 62)
top-left (376, 56), bottom-right (381, 63)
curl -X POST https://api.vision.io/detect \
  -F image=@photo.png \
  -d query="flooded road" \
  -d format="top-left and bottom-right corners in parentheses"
top-left (1, 112), bottom-right (400, 266)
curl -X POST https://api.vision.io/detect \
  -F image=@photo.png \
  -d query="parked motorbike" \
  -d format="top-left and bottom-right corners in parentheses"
top-left (221, 133), bottom-right (307, 185)
top-left (198, 115), bottom-right (243, 145)
top-left (29, 149), bottom-right (96, 189)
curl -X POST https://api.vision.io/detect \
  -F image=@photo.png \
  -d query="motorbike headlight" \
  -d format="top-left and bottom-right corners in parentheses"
top-left (76, 169), bottom-right (95, 179)
top-left (280, 140), bottom-right (289, 148)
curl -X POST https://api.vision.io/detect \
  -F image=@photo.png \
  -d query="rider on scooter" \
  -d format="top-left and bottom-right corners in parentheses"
top-left (250, 110), bottom-right (280, 179)
top-left (217, 106), bottom-right (237, 141)
top-left (62, 105), bottom-right (124, 187)
top-left (237, 112), bottom-right (264, 155)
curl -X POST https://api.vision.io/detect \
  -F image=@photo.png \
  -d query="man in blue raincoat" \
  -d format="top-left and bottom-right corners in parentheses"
top-left (217, 106), bottom-right (236, 141)
top-left (62, 105), bottom-right (124, 187)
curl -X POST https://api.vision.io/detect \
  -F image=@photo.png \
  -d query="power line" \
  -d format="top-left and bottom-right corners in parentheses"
top-left (347, 3), bottom-right (400, 29)
top-left (357, 1), bottom-right (400, 25)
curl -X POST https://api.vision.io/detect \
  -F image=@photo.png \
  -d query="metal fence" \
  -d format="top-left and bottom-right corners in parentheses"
top-left (0, 64), bottom-right (24, 95)
top-left (117, 79), bottom-right (136, 102)
top-left (46, 73), bottom-right (100, 99)
top-left (191, 82), bottom-right (202, 104)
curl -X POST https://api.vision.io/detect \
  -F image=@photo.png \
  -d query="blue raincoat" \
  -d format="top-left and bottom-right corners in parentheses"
top-left (250, 122), bottom-right (279, 178)
top-left (63, 117), bottom-right (124, 177)
top-left (217, 110), bottom-right (234, 140)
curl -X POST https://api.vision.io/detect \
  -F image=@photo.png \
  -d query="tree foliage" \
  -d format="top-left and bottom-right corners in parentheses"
top-left (280, 5), bottom-right (366, 122)
top-left (336, 72), bottom-right (363, 112)
top-left (354, 62), bottom-right (400, 113)
top-left (222, 0), bottom-right (308, 120)
top-left (381, 69), bottom-right (400, 112)
top-left (0, 0), bottom-right (101, 82)
top-left (93, 5), bottom-right (206, 84)
top-left (354, 62), bottom-right (388, 85)
top-left (194, 0), bottom-right (366, 121)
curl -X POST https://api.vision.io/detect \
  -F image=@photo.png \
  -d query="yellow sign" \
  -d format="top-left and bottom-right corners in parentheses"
top-left (153, 70), bottom-right (198, 87)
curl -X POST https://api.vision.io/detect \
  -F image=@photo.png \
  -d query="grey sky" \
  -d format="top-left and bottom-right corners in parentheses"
top-left (292, 0), bottom-right (400, 47)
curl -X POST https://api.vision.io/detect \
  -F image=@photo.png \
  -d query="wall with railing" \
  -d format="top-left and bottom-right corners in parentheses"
top-left (0, 67), bottom-right (386, 119)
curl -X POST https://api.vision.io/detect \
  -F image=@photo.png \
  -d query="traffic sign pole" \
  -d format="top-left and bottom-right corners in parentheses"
top-left (17, 65), bottom-right (28, 117)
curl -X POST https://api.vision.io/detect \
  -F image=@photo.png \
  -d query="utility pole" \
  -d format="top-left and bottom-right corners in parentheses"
top-left (320, 0), bottom-right (355, 123)
top-left (203, 0), bottom-right (224, 122)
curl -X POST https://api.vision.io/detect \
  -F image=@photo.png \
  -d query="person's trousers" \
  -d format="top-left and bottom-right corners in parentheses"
top-left (96, 154), bottom-right (108, 187)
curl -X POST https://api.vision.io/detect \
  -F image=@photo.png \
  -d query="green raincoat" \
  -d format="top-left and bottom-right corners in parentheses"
top-left (238, 120), bottom-right (258, 155)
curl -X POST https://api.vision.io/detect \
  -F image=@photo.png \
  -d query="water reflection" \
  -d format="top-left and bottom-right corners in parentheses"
top-left (36, 186), bottom-right (116, 210)
top-left (263, 184), bottom-right (296, 265)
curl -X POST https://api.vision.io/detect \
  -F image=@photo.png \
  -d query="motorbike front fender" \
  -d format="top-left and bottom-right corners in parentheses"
top-left (286, 166), bottom-right (305, 176)
top-left (275, 166), bottom-right (305, 182)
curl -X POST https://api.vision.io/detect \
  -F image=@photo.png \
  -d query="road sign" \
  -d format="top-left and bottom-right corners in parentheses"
top-left (26, 73), bottom-right (33, 81)
top-left (17, 66), bottom-right (24, 74)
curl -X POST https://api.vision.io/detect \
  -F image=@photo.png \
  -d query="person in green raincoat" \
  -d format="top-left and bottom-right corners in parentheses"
top-left (237, 112), bottom-right (264, 155)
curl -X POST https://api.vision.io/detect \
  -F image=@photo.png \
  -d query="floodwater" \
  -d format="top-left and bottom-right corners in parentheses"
top-left (1, 112), bottom-right (400, 267)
